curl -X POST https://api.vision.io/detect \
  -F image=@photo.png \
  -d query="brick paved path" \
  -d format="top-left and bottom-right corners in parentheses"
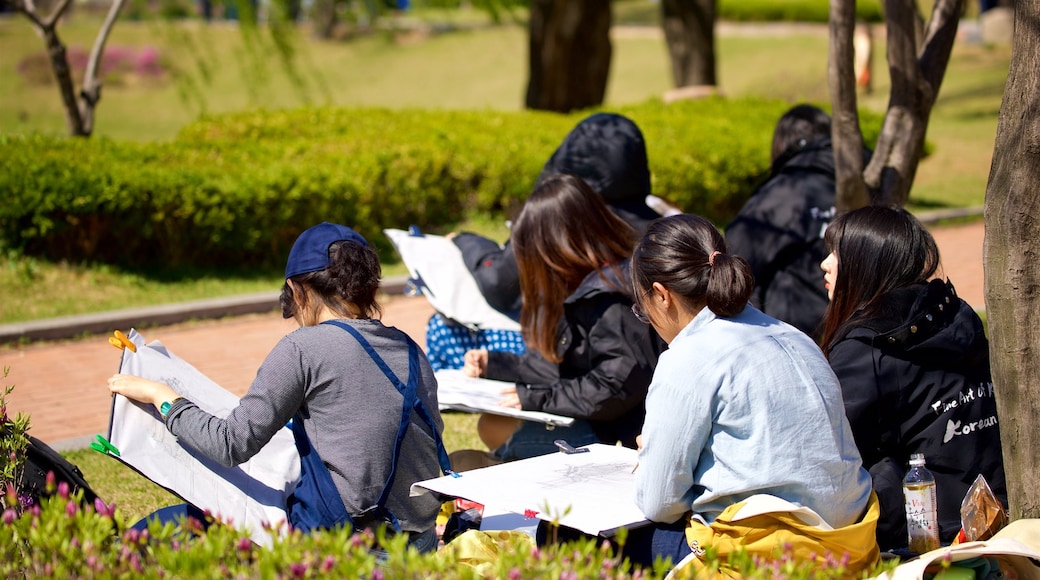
top-left (1, 220), bottom-right (986, 449)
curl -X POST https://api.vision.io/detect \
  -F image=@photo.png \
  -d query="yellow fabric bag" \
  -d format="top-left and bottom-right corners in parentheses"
top-left (438, 529), bottom-right (536, 576)
top-left (670, 492), bottom-right (881, 579)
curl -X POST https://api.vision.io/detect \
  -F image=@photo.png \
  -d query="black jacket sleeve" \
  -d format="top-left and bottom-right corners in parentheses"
top-left (829, 335), bottom-right (908, 549)
top-left (487, 299), bottom-right (654, 422)
top-left (452, 233), bottom-right (522, 315)
top-left (829, 336), bottom-right (888, 468)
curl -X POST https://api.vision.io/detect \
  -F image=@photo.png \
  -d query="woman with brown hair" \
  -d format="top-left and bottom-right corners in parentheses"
top-left (461, 173), bottom-right (663, 462)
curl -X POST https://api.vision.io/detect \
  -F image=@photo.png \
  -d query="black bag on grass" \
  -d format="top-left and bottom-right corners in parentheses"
top-left (17, 435), bottom-right (100, 507)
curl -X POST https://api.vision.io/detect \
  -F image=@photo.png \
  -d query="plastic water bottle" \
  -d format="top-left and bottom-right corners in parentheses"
top-left (903, 453), bottom-right (940, 553)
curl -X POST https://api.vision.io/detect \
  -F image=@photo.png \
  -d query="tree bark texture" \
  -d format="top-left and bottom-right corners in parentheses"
top-left (525, 0), bottom-right (611, 113)
top-left (984, 2), bottom-right (1040, 521)
top-left (864, 0), bottom-right (961, 206)
top-left (660, 0), bottom-right (717, 88)
top-left (828, 0), bottom-right (870, 211)
top-left (828, 0), bottom-right (962, 210)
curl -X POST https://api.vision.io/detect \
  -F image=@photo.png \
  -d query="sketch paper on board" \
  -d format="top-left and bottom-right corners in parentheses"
top-left (435, 369), bottom-right (575, 427)
top-left (384, 228), bottom-right (521, 332)
top-left (107, 329), bottom-right (300, 547)
top-left (411, 444), bottom-right (648, 536)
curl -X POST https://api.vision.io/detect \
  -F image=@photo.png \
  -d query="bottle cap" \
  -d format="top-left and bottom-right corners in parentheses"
top-left (909, 453), bottom-right (926, 465)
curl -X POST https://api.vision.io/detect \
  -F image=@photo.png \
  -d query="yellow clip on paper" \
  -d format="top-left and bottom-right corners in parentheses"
top-left (108, 330), bottom-right (137, 353)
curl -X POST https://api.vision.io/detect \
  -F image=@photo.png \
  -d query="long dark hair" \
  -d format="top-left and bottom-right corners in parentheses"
top-left (279, 240), bottom-right (383, 322)
top-left (512, 174), bottom-right (635, 362)
top-left (819, 206), bottom-right (939, 353)
top-left (630, 214), bottom-right (754, 318)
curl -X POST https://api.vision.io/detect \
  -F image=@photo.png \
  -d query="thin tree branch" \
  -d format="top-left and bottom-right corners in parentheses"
top-left (43, 0), bottom-right (76, 29)
top-left (919, 0), bottom-right (963, 93)
top-left (828, 0), bottom-right (869, 211)
top-left (80, 0), bottom-right (129, 135)
top-left (14, 0), bottom-right (47, 30)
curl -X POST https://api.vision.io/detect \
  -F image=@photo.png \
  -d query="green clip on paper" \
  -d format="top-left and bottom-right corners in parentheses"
top-left (89, 434), bottom-right (120, 457)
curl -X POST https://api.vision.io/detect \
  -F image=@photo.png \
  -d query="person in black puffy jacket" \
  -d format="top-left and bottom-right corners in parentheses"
top-left (461, 174), bottom-right (665, 461)
top-left (819, 206), bottom-right (1007, 552)
top-left (725, 104), bottom-right (839, 338)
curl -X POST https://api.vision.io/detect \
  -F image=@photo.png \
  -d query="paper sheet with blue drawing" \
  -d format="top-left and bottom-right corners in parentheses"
top-left (434, 369), bottom-right (575, 427)
top-left (410, 443), bottom-right (649, 537)
top-left (106, 329), bottom-right (300, 547)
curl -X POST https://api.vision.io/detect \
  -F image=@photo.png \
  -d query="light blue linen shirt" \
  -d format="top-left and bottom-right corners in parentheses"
top-left (634, 305), bottom-right (871, 528)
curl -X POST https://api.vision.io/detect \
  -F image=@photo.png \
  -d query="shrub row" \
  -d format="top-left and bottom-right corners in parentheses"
top-left (718, 0), bottom-right (885, 24)
top-left (0, 98), bottom-right (882, 271)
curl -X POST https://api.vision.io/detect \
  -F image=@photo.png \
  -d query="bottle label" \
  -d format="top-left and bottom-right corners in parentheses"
top-left (904, 484), bottom-right (940, 553)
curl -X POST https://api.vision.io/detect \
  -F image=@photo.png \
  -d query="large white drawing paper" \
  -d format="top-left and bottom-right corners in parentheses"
top-left (384, 228), bottom-right (521, 332)
top-left (411, 444), bottom-right (648, 536)
top-left (108, 329), bottom-right (300, 547)
top-left (435, 369), bottom-right (574, 427)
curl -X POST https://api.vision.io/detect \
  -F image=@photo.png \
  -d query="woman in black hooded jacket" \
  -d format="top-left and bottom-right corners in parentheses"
top-left (819, 206), bottom-right (1006, 552)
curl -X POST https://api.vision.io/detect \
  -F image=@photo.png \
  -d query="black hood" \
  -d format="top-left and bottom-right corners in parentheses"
top-left (538, 113), bottom-right (654, 207)
top-left (770, 136), bottom-right (836, 178)
top-left (856, 280), bottom-right (989, 373)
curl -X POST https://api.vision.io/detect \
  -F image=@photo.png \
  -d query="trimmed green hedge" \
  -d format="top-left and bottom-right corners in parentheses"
top-left (718, 0), bottom-right (885, 24)
top-left (0, 99), bottom-right (882, 271)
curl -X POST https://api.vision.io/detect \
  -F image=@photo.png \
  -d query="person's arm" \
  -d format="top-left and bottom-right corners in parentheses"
top-left (634, 371), bottom-right (713, 523)
top-left (512, 300), bottom-right (655, 421)
top-left (452, 234), bottom-right (522, 315)
top-left (484, 346), bottom-right (560, 385)
top-left (162, 337), bottom-right (308, 467)
top-left (827, 336), bottom-right (886, 467)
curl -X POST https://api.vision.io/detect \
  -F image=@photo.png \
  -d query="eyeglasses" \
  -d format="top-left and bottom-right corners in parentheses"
top-left (631, 302), bottom-right (651, 325)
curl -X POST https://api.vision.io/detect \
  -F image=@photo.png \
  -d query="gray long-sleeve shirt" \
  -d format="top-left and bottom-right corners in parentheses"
top-left (165, 319), bottom-right (444, 533)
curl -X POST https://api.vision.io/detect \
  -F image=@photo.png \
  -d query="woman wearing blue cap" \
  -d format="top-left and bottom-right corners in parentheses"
top-left (108, 222), bottom-right (448, 552)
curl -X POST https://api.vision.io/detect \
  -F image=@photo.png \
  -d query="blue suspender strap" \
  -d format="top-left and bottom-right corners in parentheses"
top-left (321, 321), bottom-right (455, 497)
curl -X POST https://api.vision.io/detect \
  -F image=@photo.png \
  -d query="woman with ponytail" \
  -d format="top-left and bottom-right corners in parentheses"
top-left (623, 214), bottom-right (878, 574)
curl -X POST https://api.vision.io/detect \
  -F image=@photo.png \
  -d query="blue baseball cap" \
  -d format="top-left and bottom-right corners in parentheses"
top-left (285, 222), bottom-right (368, 279)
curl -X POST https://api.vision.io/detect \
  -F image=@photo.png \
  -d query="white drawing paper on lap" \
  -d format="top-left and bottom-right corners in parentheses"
top-left (108, 329), bottom-right (300, 547)
top-left (435, 369), bottom-right (575, 427)
top-left (411, 443), bottom-right (648, 537)
top-left (384, 228), bottom-right (521, 332)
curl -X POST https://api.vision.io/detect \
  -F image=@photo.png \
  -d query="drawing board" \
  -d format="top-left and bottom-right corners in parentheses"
top-left (411, 444), bottom-right (649, 537)
top-left (106, 329), bottom-right (300, 547)
top-left (435, 369), bottom-right (575, 427)
top-left (384, 228), bottom-right (521, 332)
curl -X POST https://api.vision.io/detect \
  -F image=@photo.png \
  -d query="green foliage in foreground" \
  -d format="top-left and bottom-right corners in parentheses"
top-left (0, 98), bottom-right (883, 272)
top-left (0, 486), bottom-right (894, 579)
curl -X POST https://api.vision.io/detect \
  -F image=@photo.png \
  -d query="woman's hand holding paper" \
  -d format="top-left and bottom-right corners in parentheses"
top-left (107, 374), bottom-right (179, 410)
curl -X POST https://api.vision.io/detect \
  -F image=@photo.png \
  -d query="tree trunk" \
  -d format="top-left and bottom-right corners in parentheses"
top-left (827, 0), bottom-right (870, 211)
top-left (828, 0), bottom-right (962, 210)
top-left (660, 0), bottom-right (717, 88)
top-left (525, 0), bottom-right (611, 113)
top-left (44, 27), bottom-right (87, 137)
top-left (984, 1), bottom-right (1040, 521)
